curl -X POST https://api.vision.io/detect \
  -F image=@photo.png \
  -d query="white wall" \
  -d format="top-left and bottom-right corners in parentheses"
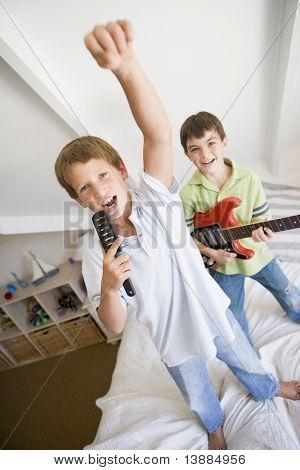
top-left (277, 2), bottom-right (300, 174)
top-left (0, 58), bottom-right (77, 218)
top-left (0, 232), bottom-right (75, 285)
top-left (265, 0), bottom-right (300, 174)
top-left (0, 0), bottom-right (299, 246)
top-left (1, 0), bottom-right (285, 190)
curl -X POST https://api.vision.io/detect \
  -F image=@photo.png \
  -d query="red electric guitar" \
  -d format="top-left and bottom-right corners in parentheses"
top-left (192, 196), bottom-right (300, 268)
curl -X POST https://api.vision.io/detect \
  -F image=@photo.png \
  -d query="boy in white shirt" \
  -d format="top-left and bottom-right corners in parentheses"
top-left (55, 20), bottom-right (300, 450)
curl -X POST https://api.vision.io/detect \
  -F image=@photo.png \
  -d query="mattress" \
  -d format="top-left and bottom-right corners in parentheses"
top-left (85, 261), bottom-right (300, 450)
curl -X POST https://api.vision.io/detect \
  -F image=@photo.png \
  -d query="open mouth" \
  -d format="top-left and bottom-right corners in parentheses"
top-left (201, 158), bottom-right (215, 167)
top-left (102, 195), bottom-right (117, 210)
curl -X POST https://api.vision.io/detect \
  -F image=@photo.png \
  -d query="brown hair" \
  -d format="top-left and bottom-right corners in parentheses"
top-left (55, 136), bottom-right (123, 199)
top-left (180, 111), bottom-right (226, 153)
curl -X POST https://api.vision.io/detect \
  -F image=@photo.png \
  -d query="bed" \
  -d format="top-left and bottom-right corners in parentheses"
top-left (84, 182), bottom-right (300, 450)
top-left (85, 260), bottom-right (300, 450)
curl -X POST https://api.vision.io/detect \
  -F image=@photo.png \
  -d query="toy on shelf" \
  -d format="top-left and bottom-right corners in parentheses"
top-left (27, 298), bottom-right (50, 327)
top-left (57, 292), bottom-right (78, 316)
top-left (6, 283), bottom-right (17, 293)
top-left (0, 310), bottom-right (15, 331)
top-left (11, 272), bottom-right (28, 288)
top-left (4, 292), bottom-right (12, 300)
top-left (30, 251), bottom-right (59, 286)
top-left (4, 282), bottom-right (17, 300)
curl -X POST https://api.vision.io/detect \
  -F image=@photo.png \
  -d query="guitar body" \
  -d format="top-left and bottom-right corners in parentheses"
top-left (193, 197), bottom-right (255, 268)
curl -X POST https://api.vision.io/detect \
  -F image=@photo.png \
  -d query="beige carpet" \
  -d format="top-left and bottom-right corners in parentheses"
top-left (0, 341), bottom-right (119, 449)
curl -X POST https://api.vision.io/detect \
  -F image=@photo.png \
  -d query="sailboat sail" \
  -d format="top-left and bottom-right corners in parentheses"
top-left (30, 252), bottom-right (59, 285)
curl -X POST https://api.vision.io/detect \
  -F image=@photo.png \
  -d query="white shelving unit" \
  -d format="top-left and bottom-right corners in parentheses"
top-left (0, 262), bottom-right (106, 370)
top-left (82, 296), bottom-right (122, 344)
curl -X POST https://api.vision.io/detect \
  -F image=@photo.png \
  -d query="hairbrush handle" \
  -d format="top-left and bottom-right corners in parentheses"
top-left (92, 211), bottom-right (136, 297)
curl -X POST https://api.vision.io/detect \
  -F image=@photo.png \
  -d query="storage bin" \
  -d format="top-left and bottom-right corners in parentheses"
top-left (1, 335), bottom-right (42, 363)
top-left (30, 325), bottom-right (70, 356)
top-left (0, 350), bottom-right (14, 371)
top-left (61, 315), bottom-right (105, 348)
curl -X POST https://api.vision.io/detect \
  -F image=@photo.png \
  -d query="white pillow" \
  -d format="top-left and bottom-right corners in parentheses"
top-left (262, 182), bottom-right (300, 263)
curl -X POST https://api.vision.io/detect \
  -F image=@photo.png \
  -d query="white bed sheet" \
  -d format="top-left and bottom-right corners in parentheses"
top-left (85, 261), bottom-right (300, 450)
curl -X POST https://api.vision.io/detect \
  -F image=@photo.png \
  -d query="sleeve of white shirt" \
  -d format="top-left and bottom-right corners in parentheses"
top-left (82, 233), bottom-right (127, 321)
top-left (141, 171), bottom-right (181, 202)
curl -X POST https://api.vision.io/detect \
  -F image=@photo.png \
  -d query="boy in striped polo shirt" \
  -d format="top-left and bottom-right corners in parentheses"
top-left (180, 111), bottom-right (300, 342)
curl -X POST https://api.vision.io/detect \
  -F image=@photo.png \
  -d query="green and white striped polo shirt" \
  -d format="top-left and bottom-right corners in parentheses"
top-left (180, 158), bottom-right (274, 276)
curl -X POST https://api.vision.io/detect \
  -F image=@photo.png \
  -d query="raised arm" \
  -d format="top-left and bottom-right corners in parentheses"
top-left (84, 20), bottom-right (173, 188)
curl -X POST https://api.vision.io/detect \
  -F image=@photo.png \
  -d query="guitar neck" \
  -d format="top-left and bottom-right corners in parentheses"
top-left (221, 214), bottom-right (300, 242)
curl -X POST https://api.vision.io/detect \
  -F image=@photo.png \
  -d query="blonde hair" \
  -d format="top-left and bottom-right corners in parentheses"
top-left (55, 136), bottom-right (123, 198)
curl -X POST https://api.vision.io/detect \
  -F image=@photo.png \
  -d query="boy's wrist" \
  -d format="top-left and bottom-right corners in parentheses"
top-left (206, 248), bottom-right (219, 261)
top-left (194, 239), bottom-right (219, 261)
top-left (196, 240), bottom-right (215, 258)
top-left (101, 284), bottom-right (120, 299)
top-left (113, 55), bottom-right (139, 80)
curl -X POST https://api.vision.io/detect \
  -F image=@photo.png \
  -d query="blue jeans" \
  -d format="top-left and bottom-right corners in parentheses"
top-left (209, 259), bottom-right (300, 341)
top-left (166, 309), bottom-right (279, 434)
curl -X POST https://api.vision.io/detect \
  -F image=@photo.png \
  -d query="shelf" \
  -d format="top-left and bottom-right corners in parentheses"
top-left (25, 318), bottom-right (54, 334)
top-left (82, 297), bottom-right (121, 344)
top-left (30, 325), bottom-right (71, 357)
top-left (0, 307), bottom-right (21, 340)
top-left (56, 306), bottom-right (86, 323)
top-left (0, 261), bottom-right (107, 370)
top-left (2, 335), bottom-right (43, 364)
top-left (0, 324), bottom-right (22, 341)
top-left (0, 262), bottom-right (84, 306)
top-left (2, 298), bottom-right (31, 331)
top-left (0, 350), bottom-right (14, 371)
top-left (60, 314), bottom-right (105, 348)
top-left (37, 285), bottom-right (83, 323)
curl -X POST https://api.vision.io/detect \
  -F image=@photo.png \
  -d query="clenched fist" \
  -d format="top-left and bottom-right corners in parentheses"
top-left (84, 20), bottom-right (134, 71)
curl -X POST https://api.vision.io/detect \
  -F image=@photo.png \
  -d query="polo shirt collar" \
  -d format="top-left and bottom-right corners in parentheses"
top-left (187, 158), bottom-right (244, 191)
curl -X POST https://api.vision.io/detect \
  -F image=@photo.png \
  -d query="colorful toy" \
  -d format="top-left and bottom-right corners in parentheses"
top-left (68, 257), bottom-right (75, 264)
top-left (57, 292), bottom-right (78, 315)
top-left (27, 298), bottom-right (49, 327)
top-left (11, 272), bottom-right (28, 288)
top-left (4, 292), bottom-right (12, 300)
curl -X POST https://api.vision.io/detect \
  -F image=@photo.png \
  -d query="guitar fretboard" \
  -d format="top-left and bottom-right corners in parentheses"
top-left (221, 215), bottom-right (300, 242)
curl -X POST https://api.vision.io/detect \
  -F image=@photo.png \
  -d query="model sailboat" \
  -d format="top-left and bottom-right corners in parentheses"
top-left (30, 251), bottom-right (59, 286)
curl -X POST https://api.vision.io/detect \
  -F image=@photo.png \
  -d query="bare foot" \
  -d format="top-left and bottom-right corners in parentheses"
top-left (208, 427), bottom-right (227, 450)
top-left (276, 381), bottom-right (300, 400)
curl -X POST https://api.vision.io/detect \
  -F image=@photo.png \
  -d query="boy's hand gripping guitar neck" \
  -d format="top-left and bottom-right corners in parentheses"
top-left (192, 196), bottom-right (300, 269)
top-left (92, 211), bottom-right (136, 297)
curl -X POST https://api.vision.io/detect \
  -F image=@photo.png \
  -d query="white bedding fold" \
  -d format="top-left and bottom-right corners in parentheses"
top-left (85, 262), bottom-right (300, 450)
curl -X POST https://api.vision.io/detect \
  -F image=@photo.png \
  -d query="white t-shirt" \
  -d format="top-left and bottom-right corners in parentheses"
top-left (83, 172), bottom-right (234, 367)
